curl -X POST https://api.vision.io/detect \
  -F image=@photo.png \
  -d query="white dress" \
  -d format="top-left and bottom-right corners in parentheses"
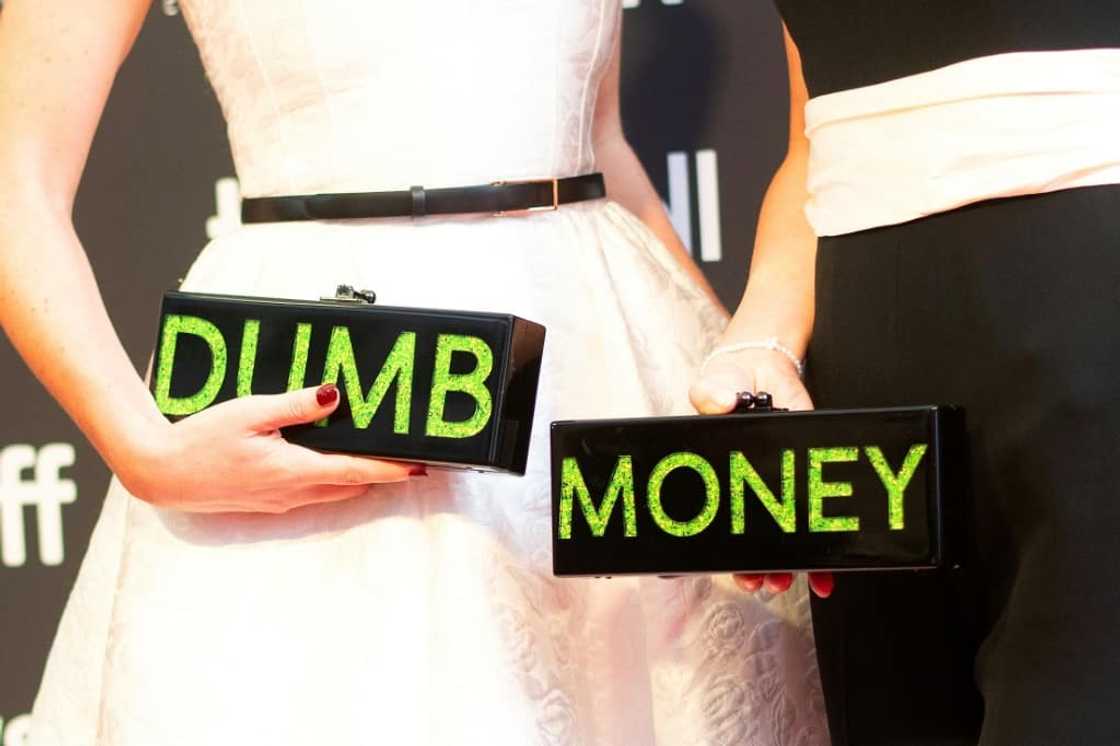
top-left (29, 1), bottom-right (827, 744)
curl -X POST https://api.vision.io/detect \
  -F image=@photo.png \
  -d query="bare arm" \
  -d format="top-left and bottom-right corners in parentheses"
top-left (0, 0), bottom-right (159, 477)
top-left (687, 27), bottom-right (831, 597)
top-left (689, 26), bottom-right (816, 415)
top-left (720, 26), bottom-right (815, 359)
top-left (590, 16), bottom-right (723, 310)
top-left (0, 0), bottom-right (416, 512)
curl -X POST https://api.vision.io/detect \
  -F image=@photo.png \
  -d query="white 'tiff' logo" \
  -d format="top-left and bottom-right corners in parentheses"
top-left (664, 149), bottom-right (723, 262)
top-left (0, 444), bottom-right (76, 568)
top-left (0, 714), bottom-right (31, 746)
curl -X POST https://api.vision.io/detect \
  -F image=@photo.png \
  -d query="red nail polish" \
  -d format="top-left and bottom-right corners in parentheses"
top-left (409, 464), bottom-right (428, 476)
top-left (812, 573), bottom-right (835, 598)
top-left (735, 574), bottom-right (765, 592)
top-left (768, 573), bottom-right (794, 593)
top-left (316, 383), bottom-right (339, 406)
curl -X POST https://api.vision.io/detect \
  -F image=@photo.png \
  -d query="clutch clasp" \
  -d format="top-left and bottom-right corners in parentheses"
top-left (322, 285), bottom-right (377, 304)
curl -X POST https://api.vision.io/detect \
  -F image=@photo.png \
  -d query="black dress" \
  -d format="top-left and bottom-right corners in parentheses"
top-left (772, 2), bottom-right (1120, 745)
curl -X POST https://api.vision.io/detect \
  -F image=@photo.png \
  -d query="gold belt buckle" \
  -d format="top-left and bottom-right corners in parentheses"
top-left (491, 177), bottom-right (560, 217)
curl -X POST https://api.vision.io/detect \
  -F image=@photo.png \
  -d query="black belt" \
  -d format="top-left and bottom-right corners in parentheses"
top-left (240, 173), bottom-right (606, 223)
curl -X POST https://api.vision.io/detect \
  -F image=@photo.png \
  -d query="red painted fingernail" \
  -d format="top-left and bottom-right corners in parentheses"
top-left (316, 383), bottom-right (339, 406)
top-left (813, 573), bottom-right (835, 598)
top-left (767, 573), bottom-right (795, 593)
top-left (409, 464), bottom-right (428, 476)
top-left (735, 574), bottom-right (765, 592)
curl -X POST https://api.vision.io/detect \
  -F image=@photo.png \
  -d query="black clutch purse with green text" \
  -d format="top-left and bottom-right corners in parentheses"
top-left (550, 398), bottom-right (967, 575)
top-left (150, 286), bottom-right (545, 474)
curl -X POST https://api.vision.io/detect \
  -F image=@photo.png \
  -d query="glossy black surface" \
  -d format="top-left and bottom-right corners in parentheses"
top-left (151, 291), bottom-right (545, 474)
top-left (551, 406), bottom-right (965, 575)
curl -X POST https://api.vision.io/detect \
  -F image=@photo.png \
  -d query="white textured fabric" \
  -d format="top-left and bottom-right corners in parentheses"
top-left (28, 2), bottom-right (827, 744)
top-left (804, 48), bottom-right (1120, 237)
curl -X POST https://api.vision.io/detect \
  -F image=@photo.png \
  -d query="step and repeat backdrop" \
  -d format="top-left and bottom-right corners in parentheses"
top-left (0, 1), bottom-right (788, 739)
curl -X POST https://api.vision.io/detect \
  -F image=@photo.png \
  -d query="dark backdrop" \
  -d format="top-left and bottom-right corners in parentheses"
top-left (0, 1), bottom-right (788, 736)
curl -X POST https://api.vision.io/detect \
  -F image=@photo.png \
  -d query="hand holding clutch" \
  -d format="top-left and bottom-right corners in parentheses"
top-left (689, 343), bottom-right (812, 415)
top-left (688, 344), bottom-right (834, 598)
top-left (118, 383), bottom-right (424, 514)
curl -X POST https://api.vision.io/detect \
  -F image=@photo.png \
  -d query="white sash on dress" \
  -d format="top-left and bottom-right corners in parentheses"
top-left (803, 49), bottom-right (1120, 237)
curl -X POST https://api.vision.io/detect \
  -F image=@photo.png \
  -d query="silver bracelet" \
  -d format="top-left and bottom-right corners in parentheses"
top-left (701, 338), bottom-right (806, 378)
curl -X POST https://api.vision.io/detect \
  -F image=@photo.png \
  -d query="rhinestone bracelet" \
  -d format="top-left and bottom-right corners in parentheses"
top-left (701, 337), bottom-right (806, 378)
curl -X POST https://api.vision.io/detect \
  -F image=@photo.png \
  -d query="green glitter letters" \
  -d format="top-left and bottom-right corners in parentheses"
top-left (154, 314), bottom-right (227, 416)
top-left (865, 445), bottom-right (927, 530)
top-left (425, 334), bottom-right (494, 439)
top-left (647, 452), bottom-right (720, 538)
top-left (320, 326), bottom-right (416, 432)
top-left (559, 456), bottom-right (637, 539)
top-left (235, 320), bottom-right (261, 397)
top-left (236, 321), bottom-right (313, 397)
top-left (730, 450), bottom-right (796, 534)
top-left (808, 446), bottom-right (860, 533)
top-left (557, 441), bottom-right (930, 540)
top-left (286, 323), bottom-right (312, 390)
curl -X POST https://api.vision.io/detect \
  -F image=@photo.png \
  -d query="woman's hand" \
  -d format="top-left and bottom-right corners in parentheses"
top-left (689, 346), bottom-right (812, 415)
top-left (689, 347), bottom-right (834, 599)
top-left (117, 384), bottom-right (423, 514)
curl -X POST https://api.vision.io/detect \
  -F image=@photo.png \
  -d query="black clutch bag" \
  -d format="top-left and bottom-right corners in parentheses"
top-left (150, 286), bottom-right (545, 474)
top-left (550, 399), bottom-right (967, 575)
